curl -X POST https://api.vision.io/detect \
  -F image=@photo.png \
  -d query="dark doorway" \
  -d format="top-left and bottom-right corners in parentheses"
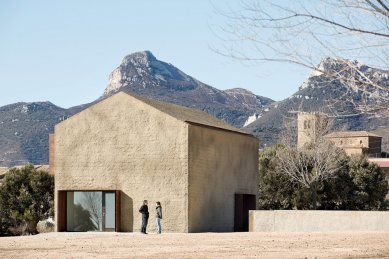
top-left (234, 194), bottom-right (256, 232)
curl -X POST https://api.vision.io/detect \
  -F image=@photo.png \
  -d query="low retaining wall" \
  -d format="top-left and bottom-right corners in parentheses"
top-left (249, 210), bottom-right (389, 232)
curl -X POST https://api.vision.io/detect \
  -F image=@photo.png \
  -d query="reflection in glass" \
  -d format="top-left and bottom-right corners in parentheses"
top-left (76, 192), bottom-right (102, 230)
top-left (104, 192), bottom-right (115, 229)
top-left (67, 191), bottom-right (104, 231)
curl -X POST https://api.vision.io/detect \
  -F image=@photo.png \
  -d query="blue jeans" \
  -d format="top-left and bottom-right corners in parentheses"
top-left (156, 218), bottom-right (161, 234)
top-left (141, 215), bottom-right (148, 233)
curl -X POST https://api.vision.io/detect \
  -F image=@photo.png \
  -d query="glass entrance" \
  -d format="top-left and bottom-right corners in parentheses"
top-left (103, 192), bottom-right (115, 231)
top-left (66, 191), bottom-right (115, 231)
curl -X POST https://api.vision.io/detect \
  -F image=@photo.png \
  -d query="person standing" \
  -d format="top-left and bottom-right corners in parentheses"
top-left (139, 200), bottom-right (149, 234)
top-left (156, 201), bottom-right (162, 234)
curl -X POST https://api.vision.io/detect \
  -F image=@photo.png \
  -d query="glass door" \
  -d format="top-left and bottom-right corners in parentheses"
top-left (66, 191), bottom-right (115, 232)
top-left (103, 192), bottom-right (115, 231)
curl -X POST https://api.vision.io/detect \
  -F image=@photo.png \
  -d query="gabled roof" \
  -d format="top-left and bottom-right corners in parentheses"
top-left (325, 131), bottom-right (382, 138)
top-left (123, 92), bottom-right (251, 135)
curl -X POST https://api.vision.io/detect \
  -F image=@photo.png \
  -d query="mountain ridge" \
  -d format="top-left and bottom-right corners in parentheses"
top-left (244, 56), bottom-right (389, 147)
top-left (1, 52), bottom-right (388, 167)
top-left (0, 51), bottom-right (273, 167)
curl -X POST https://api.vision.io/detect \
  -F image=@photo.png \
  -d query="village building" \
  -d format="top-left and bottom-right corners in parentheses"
top-left (298, 112), bottom-right (382, 157)
top-left (325, 131), bottom-right (382, 157)
top-left (297, 112), bottom-right (389, 186)
top-left (51, 92), bottom-right (258, 233)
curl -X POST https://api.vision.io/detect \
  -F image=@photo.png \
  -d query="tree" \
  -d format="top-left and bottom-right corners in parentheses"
top-left (0, 165), bottom-right (54, 235)
top-left (277, 142), bottom-right (348, 209)
top-left (258, 144), bottom-right (296, 209)
top-left (79, 192), bottom-right (102, 230)
top-left (349, 155), bottom-right (388, 210)
top-left (258, 145), bottom-right (388, 210)
top-left (72, 204), bottom-right (98, 231)
top-left (215, 0), bottom-right (389, 112)
top-left (276, 113), bottom-right (348, 209)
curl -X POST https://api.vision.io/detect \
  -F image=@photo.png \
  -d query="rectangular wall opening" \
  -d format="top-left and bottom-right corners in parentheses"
top-left (64, 191), bottom-right (117, 232)
top-left (234, 194), bottom-right (256, 232)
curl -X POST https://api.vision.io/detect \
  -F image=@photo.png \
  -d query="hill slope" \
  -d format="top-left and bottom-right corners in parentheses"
top-left (245, 57), bottom-right (389, 147)
top-left (0, 102), bottom-right (70, 166)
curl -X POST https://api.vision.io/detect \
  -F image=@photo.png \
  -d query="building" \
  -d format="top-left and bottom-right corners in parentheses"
top-left (297, 112), bottom-right (389, 197)
top-left (325, 131), bottom-right (382, 157)
top-left (297, 112), bottom-right (382, 157)
top-left (52, 92), bottom-right (258, 233)
top-left (297, 112), bottom-right (329, 148)
top-left (369, 158), bottom-right (389, 175)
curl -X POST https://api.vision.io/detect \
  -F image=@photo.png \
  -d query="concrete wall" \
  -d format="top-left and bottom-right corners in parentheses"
top-left (188, 124), bottom-right (258, 232)
top-left (54, 92), bottom-right (189, 232)
top-left (249, 210), bottom-right (389, 232)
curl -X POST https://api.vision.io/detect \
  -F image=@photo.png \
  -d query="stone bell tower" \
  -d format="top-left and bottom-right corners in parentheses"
top-left (297, 112), bottom-right (328, 148)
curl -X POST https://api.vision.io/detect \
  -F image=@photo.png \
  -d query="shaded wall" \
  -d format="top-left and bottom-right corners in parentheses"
top-left (54, 93), bottom-right (189, 232)
top-left (188, 124), bottom-right (258, 232)
top-left (368, 136), bottom-right (382, 157)
top-left (250, 210), bottom-right (389, 232)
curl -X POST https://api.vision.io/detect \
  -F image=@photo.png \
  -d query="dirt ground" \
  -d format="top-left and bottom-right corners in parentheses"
top-left (1, 232), bottom-right (389, 258)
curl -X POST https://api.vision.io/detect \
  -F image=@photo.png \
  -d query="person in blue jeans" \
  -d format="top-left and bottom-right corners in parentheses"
top-left (155, 201), bottom-right (162, 234)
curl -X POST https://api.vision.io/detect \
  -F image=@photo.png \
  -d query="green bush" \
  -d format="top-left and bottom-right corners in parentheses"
top-left (0, 165), bottom-right (54, 236)
top-left (348, 155), bottom-right (388, 210)
top-left (258, 146), bottom-right (388, 210)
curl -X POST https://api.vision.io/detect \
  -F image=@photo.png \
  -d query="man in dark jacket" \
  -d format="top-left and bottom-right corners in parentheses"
top-left (139, 200), bottom-right (149, 234)
top-left (156, 201), bottom-right (162, 234)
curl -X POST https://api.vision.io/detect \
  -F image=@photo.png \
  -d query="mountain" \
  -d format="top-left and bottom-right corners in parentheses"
top-left (2, 53), bottom-right (389, 167)
top-left (0, 51), bottom-right (273, 167)
top-left (103, 51), bottom-right (273, 127)
top-left (244, 57), bottom-right (389, 147)
top-left (0, 102), bottom-right (70, 166)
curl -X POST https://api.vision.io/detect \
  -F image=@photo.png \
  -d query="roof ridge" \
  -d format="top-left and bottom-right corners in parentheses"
top-left (122, 92), bottom-right (251, 136)
top-left (325, 130), bottom-right (382, 138)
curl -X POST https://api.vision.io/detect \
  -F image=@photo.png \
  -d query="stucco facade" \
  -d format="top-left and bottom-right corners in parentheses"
top-left (53, 92), bottom-right (258, 233)
top-left (188, 124), bottom-right (258, 232)
top-left (325, 132), bottom-right (382, 157)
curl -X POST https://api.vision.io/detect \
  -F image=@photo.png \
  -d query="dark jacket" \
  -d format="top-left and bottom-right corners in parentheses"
top-left (139, 205), bottom-right (149, 217)
top-left (156, 205), bottom-right (162, 219)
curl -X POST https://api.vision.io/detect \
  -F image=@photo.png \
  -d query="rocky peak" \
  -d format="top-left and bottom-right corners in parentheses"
top-left (224, 88), bottom-right (254, 95)
top-left (121, 50), bottom-right (157, 67)
top-left (104, 51), bottom-right (196, 96)
top-left (300, 57), bottom-right (389, 98)
top-left (313, 57), bottom-right (374, 79)
top-left (224, 88), bottom-right (273, 107)
top-left (314, 57), bottom-right (389, 80)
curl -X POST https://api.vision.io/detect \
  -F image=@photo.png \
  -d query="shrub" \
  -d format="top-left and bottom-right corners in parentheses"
top-left (258, 146), bottom-right (388, 210)
top-left (0, 165), bottom-right (54, 236)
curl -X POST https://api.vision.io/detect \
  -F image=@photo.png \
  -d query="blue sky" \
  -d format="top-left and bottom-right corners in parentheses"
top-left (0, 0), bottom-right (309, 108)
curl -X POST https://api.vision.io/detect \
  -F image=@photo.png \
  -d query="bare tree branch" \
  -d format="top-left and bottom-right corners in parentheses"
top-left (214, 0), bottom-right (389, 115)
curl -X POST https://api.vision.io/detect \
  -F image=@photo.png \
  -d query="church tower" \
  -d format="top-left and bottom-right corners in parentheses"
top-left (297, 112), bottom-right (328, 148)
